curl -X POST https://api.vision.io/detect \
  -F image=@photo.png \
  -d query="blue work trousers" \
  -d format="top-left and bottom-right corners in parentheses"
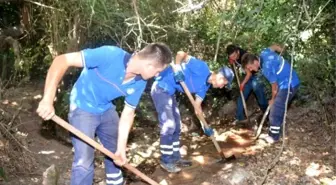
top-left (68, 105), bottom-right (123, 185)
top-left (151, 82), bottom-right (181, 164)
top-left (269, 86), bottom-right (299, 141)
top-left (236, 75), bottom-right (268, 120)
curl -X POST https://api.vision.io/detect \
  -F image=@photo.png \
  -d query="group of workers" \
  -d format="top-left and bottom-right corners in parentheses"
top-left (36, 42), bottom-right (300, 185)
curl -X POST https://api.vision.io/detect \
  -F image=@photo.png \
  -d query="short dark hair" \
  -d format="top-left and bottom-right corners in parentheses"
top-left (137, 43), bottom-right (172, 66)
top-left (226, 44), bottom-right (239, 56)
top-left (241, 53), bottom-right (259, 68)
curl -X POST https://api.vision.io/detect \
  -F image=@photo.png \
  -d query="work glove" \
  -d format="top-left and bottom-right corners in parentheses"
top-left (174, 65), bottom-right (185, 82)
top-left (203, 127), bottom-right (214, 137)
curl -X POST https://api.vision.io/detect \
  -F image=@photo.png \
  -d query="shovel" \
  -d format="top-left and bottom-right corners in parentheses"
top-left (171, 62), bottom-right (234, 162)
top-left (178, 81), bottom-right (235, 162)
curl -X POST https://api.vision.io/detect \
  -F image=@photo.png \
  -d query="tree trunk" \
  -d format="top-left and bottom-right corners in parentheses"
top-left (1, 54), bottom-right (7, 82)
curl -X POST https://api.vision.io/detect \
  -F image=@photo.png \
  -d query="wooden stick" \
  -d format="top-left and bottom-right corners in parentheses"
top-left (51, 115), bottom-right (160, 185)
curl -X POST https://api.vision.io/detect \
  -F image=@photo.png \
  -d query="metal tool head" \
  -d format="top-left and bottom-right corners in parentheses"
top-left (235, 119), bottom-right (254, 130)
top-left (214, 154), bottom-right (236, 164)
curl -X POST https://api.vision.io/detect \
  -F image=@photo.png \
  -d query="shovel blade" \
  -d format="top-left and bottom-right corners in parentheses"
top-left (235, 119), bottom-right (255, 130)
top-left (213, 155), bottom-right (236, 164)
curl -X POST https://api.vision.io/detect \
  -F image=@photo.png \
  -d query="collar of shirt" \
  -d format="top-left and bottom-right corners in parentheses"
top-left (122, 53), bottom-right (143, 85)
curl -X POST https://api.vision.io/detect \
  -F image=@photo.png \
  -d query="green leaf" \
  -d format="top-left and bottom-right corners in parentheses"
top-left (0, 167), bottom-right (7, 181)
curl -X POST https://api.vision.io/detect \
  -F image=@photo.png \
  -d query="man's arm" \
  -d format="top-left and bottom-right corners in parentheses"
top-left (269, 82), bottom-right (278, 105)
top-left (195, 95), bottom-right (214, 136)
top-left (114, 105), bottom-right (136, 166)
top-left (173, 51), bottom-right (188, 82)
top-left (240, 68), bottom-right (252, 91)
top-left (175, 51), bottom-right (188, 65)
top-left (194, 97), bottom-right (203, 115)
top-left (37, 52), bottom-right (83, 120)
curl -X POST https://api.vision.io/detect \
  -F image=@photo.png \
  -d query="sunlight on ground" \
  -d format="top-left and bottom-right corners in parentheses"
top-left (305, 162), bottom-right (336, 185)
top-left (38, 150), bottom-right (55, 155)
top-left (191, 151), bottom-right (201, 155)
top-left (289, 156), bottom-right (301, 166)
top-left (130, 138), bottom-right (160, 167)
top-left (190, 144), bottom-right (199, 149)
top-left (178, 171), bottom-right (193, 180)
top-left (31, 178), bottom-right (38, 183)
top-left (130, 143), bottom-right (138, 149)
top-left (320, 177), bottom-right (336, 185)
top-left (305, 162), bottom-right (333, 177)
top-left (192, 155), bottom-right (205, 164)
top-left (214, 131), bottom-right (229, 142)
top-left (159, 179), bottom-right (168, 185)
top-left (2, 99), bottom-right (18, 106)
top-left (34, 94), bottom-right (42, 99)
top-left (16, 131), bottom-right (28, 137)
top-left (52, 156), bottom-right (60, 159)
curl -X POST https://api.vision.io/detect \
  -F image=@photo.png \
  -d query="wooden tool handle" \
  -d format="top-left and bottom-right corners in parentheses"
top-left (254, 105), bottom-right (271, 139)
top-left (179, 82), bottom-right (223, 153)
top-left (232, 63), bottom-right (249, 119)
top-left (171, 65), bottom-right (224, 156)
top-left (180, 82), bottom-right (209, 128)
top-left (51, 115), bottom-right (160, 185)
top-left (210, 135), bottom-right (222, 153)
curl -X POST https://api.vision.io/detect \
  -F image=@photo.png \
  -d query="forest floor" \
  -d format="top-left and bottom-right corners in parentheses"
top-left (0, 82), bottom-right (335, 185)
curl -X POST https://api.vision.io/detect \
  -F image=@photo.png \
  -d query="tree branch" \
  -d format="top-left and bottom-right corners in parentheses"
top-left (132, 0), bottom-right (143, 49)
top-left (303, 0), bottom-right (311, 23)
top-left (172, 0), bottom-right (208, 13)
top-left (213, 0), bottom-right (241, 62)
top-left (24, 0), bottom-right (62, 11)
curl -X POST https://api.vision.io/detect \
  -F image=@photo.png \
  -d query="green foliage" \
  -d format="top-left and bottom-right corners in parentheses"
top-left (0, 3), bottom-right (20, 27)
top-left (0, 167), bottom-right (7, 181)
top-left (0, 0), bottom-right (334, 123)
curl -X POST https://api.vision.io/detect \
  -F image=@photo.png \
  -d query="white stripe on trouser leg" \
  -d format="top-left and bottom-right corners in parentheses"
top-left (269, 129), bottom-right (279, 134)
top-left (106, 177), bottom-right (123, 185)
top-left (173, 141), bottom-right (180, 152)
top-left (106, 170), bottom-right (123, 185)
top-left (173, 141), bottom-right (180, 146)
top-left (160, 145), bottom-right (173, 149)
top-left (270, 126), bottom-right (280, 130)
top-left (161, 150), bottom-right (173, 155)
top-left (107, 170), bottom-right (122, 178)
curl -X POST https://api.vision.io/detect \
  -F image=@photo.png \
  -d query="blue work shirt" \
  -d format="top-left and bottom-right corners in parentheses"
top-left (260, 48), bottom-right (300, 89)
top-left (155, 57), bottom-right (211, 100)
top-left (70, 46), bottom-right (147, 114)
